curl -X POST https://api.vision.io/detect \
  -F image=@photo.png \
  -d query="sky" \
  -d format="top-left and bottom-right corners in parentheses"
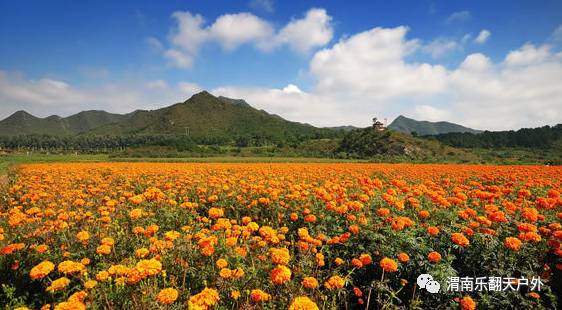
top-left (1, 0), bottom-right (561, 130)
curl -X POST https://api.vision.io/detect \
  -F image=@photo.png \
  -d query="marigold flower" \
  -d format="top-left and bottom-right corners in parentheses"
top-left (250, 289), bottom-right (271, 303)
top-left (30, 260), bottom-right (55, 280)
top-left (504, 237), bottom-right (522, 251)
top-left (157, 288), bottom-right (179, 305)
top-left (57, 260), bottom-right (86, 275)
top-left (84, 280), bottom-right (97, 289)
top-left (324, 275), bottom-right (345, 289)
top-left (230, 290), bottom-right (241, 300)
top-left (188, 287), bottom-right (220, 309)
top-left (47, 277), bottom-right (70, 293)
top-left (96, 244), bottom-right (111, 255)
top-left (215, 258), bottom-right (228, 269)
top-left (53, 301), bottom-right (86, 310)
top-left (460, 296), bottom-right (476, 310)
top-left (271, 265), bottom-right (292, 285)
top-left (302, 276), bottom-right (319, 289)
top-left (451, 232), bottom-right (470, 247)
top-left (428, 251), bottom-right (442, 263)
top-left (270, 247), bottom-right (291, 265)
top-left (76, 231), bottom-right (90, 244)
top-left (288, 296), bottom-right (319, 310)
top-left (398, 252), bottom-right (410, 263)
top-left (379, 257), bottom-right (398, 272)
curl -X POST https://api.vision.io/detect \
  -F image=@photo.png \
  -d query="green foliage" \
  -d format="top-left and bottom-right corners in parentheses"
top-left (388, 115), bottom-right (481, 136)
top-left (427, 124), bottom-right (562, 149)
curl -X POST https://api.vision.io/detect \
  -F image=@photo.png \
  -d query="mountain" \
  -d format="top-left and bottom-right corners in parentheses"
top-left (388, 115), bottom-right (481, 136)
top-left (0, 91), bottom-right (335, 141)
top-left (0, 110), bottom-right (130, 136)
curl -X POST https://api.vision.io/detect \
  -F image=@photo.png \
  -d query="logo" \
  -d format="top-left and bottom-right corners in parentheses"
top-left (417, 274), bottom-right (441, 293)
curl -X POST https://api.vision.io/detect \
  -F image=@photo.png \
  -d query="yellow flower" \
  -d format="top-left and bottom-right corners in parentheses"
top-left (47, 277), bottom-right (71, 293)
top-left (84, 280), bottom-right (97, 289)
top-left (302, 277), bottom-right (319, 289)
top-left (230, 290), bottom-right (241, 300)
top-left (250, 289), bottom-right (271, 303)
top-left (271, 265), bottom-right (292, 285)
top-left (270, 247), bottom-right (291, 265)
top-left (216, 258), bottom-right (228, 269)
top-left (324, 275), bottom-right (345, 289)
top-left (30, 261), bottom-right (55, 280)
top-left (188, 287), bottom-right (220, 310)
top-left (289, 296), bottom-right (319, 310)
top-left (157, 288), bottom-right (179, 305)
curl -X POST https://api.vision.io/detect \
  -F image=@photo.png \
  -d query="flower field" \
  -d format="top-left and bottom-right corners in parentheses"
top-left (1, 162), bottom-right (561, 309)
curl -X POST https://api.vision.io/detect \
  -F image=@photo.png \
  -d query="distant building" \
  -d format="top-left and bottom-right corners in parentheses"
top-left (372, 117), bottom-right (385, 131)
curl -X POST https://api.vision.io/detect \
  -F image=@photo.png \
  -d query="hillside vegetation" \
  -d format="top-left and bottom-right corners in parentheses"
top-left (388, 115), bottom-right (481, 135)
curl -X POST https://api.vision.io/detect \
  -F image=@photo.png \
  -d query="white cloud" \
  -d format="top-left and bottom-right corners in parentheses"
top-left (249, 0), bottom-right (274, 13)
top-left (164, 8), bottom-right (333, 68)
top-left (504, 44), bottom-right (550, 66)
top-left (209, 13), bottom-right (273, 50)
top-left (446, 10), bottom-right (471, 23)
top-left (474, 29), bottom-right (491, 44)
top-left (413, 105), bottom-right (450, 121)
top-left (282, 84), bottom-right (302, 94)
top-left (215, 27), bottom-right (562, 130)
top-left (164, 49), bottom-right (194, 68)
top-left (423, 38), bottom-right (459, 58)
top-left (271, 8), bottom-right (333, 53)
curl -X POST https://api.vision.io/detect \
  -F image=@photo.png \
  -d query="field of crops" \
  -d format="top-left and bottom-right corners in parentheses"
top-left (1, 163), bottom-right (561, 309)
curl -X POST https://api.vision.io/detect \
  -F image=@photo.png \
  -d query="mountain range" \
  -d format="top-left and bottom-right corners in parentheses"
top-left (1, 91), bottom-right (481, 138)
top-left (388, 115), bottom-right (481, 136)
top-left (0, 91), bottom-right (333, 140)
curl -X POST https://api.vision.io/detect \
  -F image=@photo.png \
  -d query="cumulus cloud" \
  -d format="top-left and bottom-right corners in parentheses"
top-left (422, 38), bottom-right (459, 58)
top-left (271, 8), bottom-right (333, 53)
top-left (474, 29), bottom-right (491, 44)
top-left (446, 10), bottom-right (471, 23)
top-left (164, 8), bottom-right (333, 68)
top-left (215, 26), bottom-right (562, 130)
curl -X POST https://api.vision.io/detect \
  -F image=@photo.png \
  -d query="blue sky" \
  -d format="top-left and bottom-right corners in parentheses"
top-left (1, 0), bottom-right (561, 129)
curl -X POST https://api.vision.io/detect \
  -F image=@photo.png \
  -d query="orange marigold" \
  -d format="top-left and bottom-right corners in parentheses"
top-left (460, 296), bottom-right (476, 310)
top-left (157, 288), bottom-right (179, 305)
top-left (451, 233), bottom-right (470, 247)
top-left (302, 276), bottom-right (319, 289)
top-left (324, 275), bottom-right (345, 289)
top-left (188, 287), bottom-right (220, 309)
top-left (428, 251), bottom-right (442, 263)
top-left (30, 260), bottom-right (55, 280)
top-left (271, 265), bottom-right (292, 285)
top-left (288, 296), bottom-right (319, 310)
top-left (379, 257), bottom-right (398, 272)
top-left (504, 237), bottom-right (522, 251)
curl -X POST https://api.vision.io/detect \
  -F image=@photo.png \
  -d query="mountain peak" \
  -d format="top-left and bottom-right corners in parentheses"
top-left (388, 115), bottom-right (481, 136)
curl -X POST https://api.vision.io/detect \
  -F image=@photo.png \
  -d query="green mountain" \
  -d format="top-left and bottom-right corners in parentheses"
top-left (89, 91), bottom-right (333, 140)
top-left (388, 115), bottom-right (481, 136)
top-left (0, 110), bottom-right (130, 136)
top-left (0, 91), bottom-right (335, 142)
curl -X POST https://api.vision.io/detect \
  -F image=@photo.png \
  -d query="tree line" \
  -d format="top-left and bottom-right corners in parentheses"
top-left (425, 125), bottom-right (562, 148)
